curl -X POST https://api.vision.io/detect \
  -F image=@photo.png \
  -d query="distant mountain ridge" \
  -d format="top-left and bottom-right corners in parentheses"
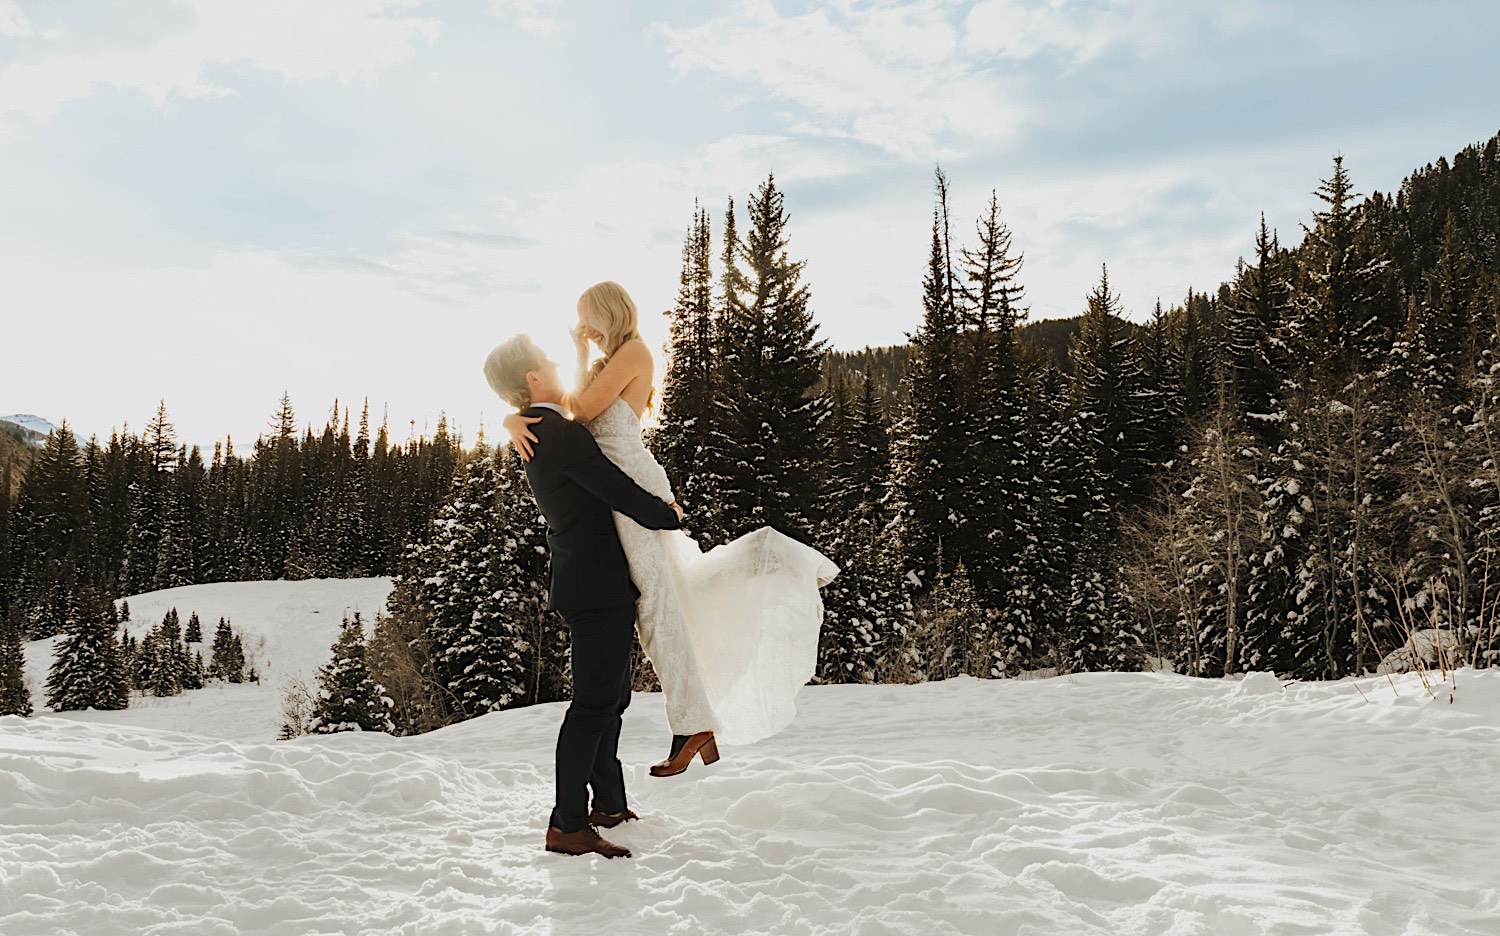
top-left (0, 414), bottom-right (57, 446)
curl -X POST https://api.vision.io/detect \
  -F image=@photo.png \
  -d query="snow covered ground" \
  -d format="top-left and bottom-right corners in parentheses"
top-left (4, 580), bottom-right (1500, 935)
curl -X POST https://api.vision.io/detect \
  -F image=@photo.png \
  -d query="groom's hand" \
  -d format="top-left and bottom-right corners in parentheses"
top-left (669, 501), bottom-right (685, 523)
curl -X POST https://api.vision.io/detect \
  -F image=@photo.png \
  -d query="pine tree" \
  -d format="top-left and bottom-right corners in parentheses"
top-left (1069, 265), bottom-right (1153, 515)
top-left (308, 612), bottom-right (394, 734)
top-left (141, 626), bottom-right (182, 697)
top-left (185, 611), bottom-right (202, 643)
top-left (44, 588), bottom-right (128, 711)
top-left (989, 363), bottom-right (1073, 671)
top-left (0, 612), bottom-right (32, 716)
top-left (954, 188), bottom-right (1029, 603)
top-left (889, 182), bottom-right (967, 593)
top-left (9, 422), bottom-right (92, 638)
top-left (1268, 157), bottom-right (1404, 678)
top-left (228, 633), bottom-right (246, 683)
top-left (209, 617), bottom-right (244, 682)
top-left (122, 401), bottom-right (179, 593)
top-left (817, 363), bottom-right (910, 687)
top-left (816, 499), bottom-right (914, 684)
top-left (654, 203), bottom-right (726, 537)
top-left (711, 174), bottom-right (829, 542)
top-left (420, 451), bottom-right (537, 718)
top-left (1289, 156), bottom-right (1394, 388)
top-left (1227, 216), bottom-right (1291, 440)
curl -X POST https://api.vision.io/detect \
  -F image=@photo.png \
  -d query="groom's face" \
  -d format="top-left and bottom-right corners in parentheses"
top-left (528, 349), bottom-right (564, 399)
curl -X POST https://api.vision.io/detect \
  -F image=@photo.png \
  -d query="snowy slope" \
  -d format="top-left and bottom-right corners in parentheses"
top-left (0, 413), bottom-right (55, 445)
top-left (5, 580), bottom-right (1500, 935)
top-left (22, 578), bottom-right (394, 740)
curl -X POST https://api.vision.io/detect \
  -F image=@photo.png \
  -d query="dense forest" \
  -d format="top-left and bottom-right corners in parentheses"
top-left (8, 129), bottom-right (1500, 731)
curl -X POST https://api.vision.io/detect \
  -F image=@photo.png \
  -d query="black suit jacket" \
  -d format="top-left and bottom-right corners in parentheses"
top-left (520, 405), bottom-right (681, 612)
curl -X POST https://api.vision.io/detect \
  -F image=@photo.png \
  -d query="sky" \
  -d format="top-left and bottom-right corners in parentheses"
top-left (2, 0), bottom-right (1498, 451)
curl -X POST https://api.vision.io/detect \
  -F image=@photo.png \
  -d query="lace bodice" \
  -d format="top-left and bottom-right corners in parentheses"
top-left (584, 397), bottom-right (646, 443)
top-left (586, 399), bottom-right (674, 502)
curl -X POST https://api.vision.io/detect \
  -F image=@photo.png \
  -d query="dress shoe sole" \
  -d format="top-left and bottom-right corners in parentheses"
top-left (545, 846), bottom-right (631, 858)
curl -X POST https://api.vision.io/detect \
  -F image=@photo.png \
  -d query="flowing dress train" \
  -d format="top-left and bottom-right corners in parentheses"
top-left (585, 398), bottom-right (838, 745)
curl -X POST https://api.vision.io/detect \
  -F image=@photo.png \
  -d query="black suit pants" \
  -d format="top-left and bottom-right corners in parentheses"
top-left (550, 602), bottom-right (636, 833)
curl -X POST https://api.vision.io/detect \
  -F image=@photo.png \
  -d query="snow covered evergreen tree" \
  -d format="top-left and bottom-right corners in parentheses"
top-left (1226, 216), bottom-right (1291, 441)
top-left (1270, 156), bottom-right (1401, 678)
top-left (653, 203), bottom-right (729, 542)
top-left (141, 627), bottom-right (182, 697)
top-left (208, 617), bottom-right (245, 682)
top-left (308, 612), bottom-right (394, 734)
top-left (816, 499), bottom-right (913, 684)
top-left (890, 184), bottom-right (967, 593)
top-left (711, 175), bottom-right (829, 543)
top-left (1069, 264), bottom-right (1154, 515)
top-left (419, 450), bottom-right (537, 718)
top-left (954, 189), bottom-right (1030, 606)
top-left (995, 363), bottom-right (1080, 672)
top-left (0, 612), bottom-right (32, 716)
top-left (378, 445), bottom-right (560, 733)
top-left (9, 421), bottom-right (91, 639)
top-left (44, 588), bottom-right (128, 711)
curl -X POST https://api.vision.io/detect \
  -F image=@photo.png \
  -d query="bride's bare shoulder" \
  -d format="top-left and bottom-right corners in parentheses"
top-left (617, 337), bottom-right (651, 355)
top-left (613, 338), bottom-right (653, 366)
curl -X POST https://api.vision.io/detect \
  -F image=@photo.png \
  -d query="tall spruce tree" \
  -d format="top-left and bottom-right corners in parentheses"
top-left (1069, 265), bottom-right (1153, 516)
top-left (0, 612), bottom-right (32, 716)
top-left (954, 189), bottom-right (1029, 606)
top-left (890, 189), bottom-right (967, 592)
top-left (654, 203), bottom-right (730, 540)
top-left (815, 359), bottom-right (909, 684)
top-left (710, 175), bottom-right (828, 543)
top-left (418, 450), bottom-right (537, 718)
top-left (1227, 216), bottom-right (1290, 439)
top-left (10, 422), bottom-right (92, 638)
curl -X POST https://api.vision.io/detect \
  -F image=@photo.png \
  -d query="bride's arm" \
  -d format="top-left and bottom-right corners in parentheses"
top-left (561, 339), bottom-right (652, 423)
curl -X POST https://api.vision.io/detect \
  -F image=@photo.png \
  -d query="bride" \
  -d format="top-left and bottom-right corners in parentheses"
top-left (504, 280), bottom-right (838, 776)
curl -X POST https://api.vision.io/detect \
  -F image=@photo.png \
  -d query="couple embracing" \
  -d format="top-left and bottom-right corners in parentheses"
top-left (482, 281), bottom-right (838, 859)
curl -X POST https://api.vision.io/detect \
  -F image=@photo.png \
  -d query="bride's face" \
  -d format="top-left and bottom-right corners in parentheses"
top-left (576, 298), bottom-right (605, 346)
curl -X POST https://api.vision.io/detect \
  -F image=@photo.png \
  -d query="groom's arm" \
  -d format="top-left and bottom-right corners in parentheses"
top-left (557, 423), bottom-right (682, 531)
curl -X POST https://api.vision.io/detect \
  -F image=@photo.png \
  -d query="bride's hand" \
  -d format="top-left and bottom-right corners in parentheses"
top-left (570, 324), bottom-right (591, 361)
top-left (502, 412), bottom-right (543, 462)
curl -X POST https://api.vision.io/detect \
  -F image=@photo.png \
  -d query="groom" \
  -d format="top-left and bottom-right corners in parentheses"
top-left (482, 334), bottom-right (684, 859)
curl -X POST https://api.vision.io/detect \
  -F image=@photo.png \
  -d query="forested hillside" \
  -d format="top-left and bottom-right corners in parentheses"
top-left (8, 132), bottom-right (1500, 729)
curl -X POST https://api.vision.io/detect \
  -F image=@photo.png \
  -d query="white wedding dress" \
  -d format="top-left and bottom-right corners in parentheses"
top-left (585, 398), bottom-right (839, 745)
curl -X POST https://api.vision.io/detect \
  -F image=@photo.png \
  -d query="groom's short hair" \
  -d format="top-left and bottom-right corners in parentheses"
top-left (483, 334), bottom-right (542, 409)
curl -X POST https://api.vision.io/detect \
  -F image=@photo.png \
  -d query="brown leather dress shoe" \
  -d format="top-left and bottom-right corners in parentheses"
top-left (588, 807), bottom-right (639, 829)
top-left (649, 731), bottom-right (720, 778)
top-left (545, 825), bottom-right (632, 859)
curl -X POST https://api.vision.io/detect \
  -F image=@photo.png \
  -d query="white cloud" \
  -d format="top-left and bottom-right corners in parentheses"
top-left (0, 0), bottom-right (35, 37)
top-left (657, 0), bottom-right (1022, 160)
top-left (0, 0), bottom-right (441, 124)
top-left (490, 0), bottom-right (567, 39)
top-left (657, 0), bottom-right (1270, 160)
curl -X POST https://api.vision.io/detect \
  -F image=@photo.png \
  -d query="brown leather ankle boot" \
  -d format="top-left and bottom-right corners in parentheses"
top-left (649, 731), bottom-right (719, 778)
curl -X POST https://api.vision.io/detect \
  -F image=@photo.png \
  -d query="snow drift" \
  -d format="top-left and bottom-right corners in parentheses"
top-left (4, 580), bottom-right (1499, 934)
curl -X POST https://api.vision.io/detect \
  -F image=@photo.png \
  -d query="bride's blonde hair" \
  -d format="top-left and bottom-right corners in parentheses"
top-left (580, 282), bottom-right (652, 409)
top-left (580, 281), bottom-right (641, 373)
